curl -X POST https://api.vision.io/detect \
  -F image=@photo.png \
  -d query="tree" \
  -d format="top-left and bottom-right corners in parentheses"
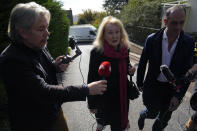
top-left (77, 9), bottom-right (107, 28)
top-left (103, 0), bottom-right (128, 15)
top-left (119, 0), bottom-right (161, 27)
top-left (92, 12), bottom-right (107, 28)
top-left (118, 0), bottom-right (162, 45)
top-left (77, 9), bottom-right (96, 24)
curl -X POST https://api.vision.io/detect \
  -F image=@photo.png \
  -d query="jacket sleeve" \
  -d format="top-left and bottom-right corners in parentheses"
top-left (136, 36), bottom-right (150, 87)
top-left (2, 59), bottom-right (89, 104)
top-left (174, 37), bottom-right (195, 100)
top-left (87, 49), bottom-right (100, 109)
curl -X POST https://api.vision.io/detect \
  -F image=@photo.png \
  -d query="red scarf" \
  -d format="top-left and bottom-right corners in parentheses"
top-left (104, 42), bottom-right (129, 129)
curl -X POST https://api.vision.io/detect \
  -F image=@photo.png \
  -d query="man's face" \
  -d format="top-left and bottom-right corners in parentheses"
top-left (166, 10), bottom-right (186, 35)
top-left (21, 14), bottom-right (50, 50)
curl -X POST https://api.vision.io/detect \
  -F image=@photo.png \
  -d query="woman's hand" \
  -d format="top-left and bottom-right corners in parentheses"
top-left (90, 109), bottom-right (97, 114)
top-left (128, 65), bottom-right (136, 76)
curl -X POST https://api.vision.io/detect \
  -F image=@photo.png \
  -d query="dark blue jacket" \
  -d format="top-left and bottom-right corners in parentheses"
top-left (137, 28), bottom-right (194, 104)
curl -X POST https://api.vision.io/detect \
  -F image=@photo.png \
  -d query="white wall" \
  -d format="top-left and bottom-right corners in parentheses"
top-left (161, 0), bottom-right (197, 33)
top-left (185, 0), bottom-right (197, 33)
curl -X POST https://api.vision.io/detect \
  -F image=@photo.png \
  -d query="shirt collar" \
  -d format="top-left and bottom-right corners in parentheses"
top-left (163, 30), bottom-right (168, 40)
top-left (163, 30), bottom-right (180, 42)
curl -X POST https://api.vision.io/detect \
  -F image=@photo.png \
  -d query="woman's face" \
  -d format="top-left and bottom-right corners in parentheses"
top-left (104, 23), bottom-right (121, 49)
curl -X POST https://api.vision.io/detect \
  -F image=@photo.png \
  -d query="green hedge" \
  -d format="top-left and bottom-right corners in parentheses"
top-left (0, 81), bottom-right (10, 131)
top-left (44, 1), bottom-right (70, 58)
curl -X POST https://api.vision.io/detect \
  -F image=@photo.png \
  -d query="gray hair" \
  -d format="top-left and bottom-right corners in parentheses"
top-left (8, 2), bottom-right (50, 42)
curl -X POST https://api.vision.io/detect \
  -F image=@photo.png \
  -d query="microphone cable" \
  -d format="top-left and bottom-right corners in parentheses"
top-left (89, 111), bottom-right (106, 131)
top-left (58, 46), bottom-right (105, 131)
top-left (90, 112), bottom-right (97, 131)
top-left (76, 47), bottom-right (98, 130)
top-left (58, 47), bottom-right (85, 87)
top-left (79, 53), bottom-right (85, 85)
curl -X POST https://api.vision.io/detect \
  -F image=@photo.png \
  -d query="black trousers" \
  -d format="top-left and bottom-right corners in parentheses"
top-left (141, 81), bottom-right (174, 131)
top-left (96, 109), bottom-right (122, 131)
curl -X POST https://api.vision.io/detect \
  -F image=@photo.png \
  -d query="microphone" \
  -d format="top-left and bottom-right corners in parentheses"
top-left (98, 61), bottom-right (111, 79)
top-left (160, 65), bottom-right (197, 92)
top-left (160, 65), bottom-right (197, 110)
top-left (160, 65), bottom-right (181, 92)
top-left (160, 65), bottom-right (175, 82)
top-left (60, 36), bottom-right (82, 64)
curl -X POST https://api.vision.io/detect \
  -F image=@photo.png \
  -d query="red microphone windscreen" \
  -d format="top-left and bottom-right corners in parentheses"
top-left (98, 61), bottom-right (111, 77)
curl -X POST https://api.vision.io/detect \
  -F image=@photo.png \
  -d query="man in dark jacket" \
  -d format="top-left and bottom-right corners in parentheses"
top-left (0, 2), bottom-right (107, 131)
top-left (136, 5), bottom-right (194, 131)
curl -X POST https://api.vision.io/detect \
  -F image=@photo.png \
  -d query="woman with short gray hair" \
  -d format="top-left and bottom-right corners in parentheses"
top-left (0, 2), bottom-right (107, 131)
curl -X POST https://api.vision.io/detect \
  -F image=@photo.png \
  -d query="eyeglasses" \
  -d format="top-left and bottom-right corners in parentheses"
top-left (170, 20), bottom-right (185, 25)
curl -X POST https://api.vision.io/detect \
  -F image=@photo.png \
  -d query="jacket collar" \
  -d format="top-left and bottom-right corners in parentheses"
top-left (152, 27), bottom-right (184, 43)
top-left (12, 41), bottom-right (43, 59)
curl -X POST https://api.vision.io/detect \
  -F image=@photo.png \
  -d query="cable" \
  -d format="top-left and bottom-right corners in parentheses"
top-left (59, 45), bottom-right (104, 131)
top-left (78, 54), bottom-right (85, 85)
top-left (90, 111), bottom-right (98, 131)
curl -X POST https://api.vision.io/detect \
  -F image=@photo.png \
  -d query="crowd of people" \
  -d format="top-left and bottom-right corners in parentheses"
top-left (0, 2), bottom-right (196, 131)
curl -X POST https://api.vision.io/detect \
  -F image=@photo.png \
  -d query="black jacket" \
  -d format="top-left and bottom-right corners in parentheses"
top-left (137, 28), bottom-right (194, 105)
top-left (87, 47), bottom-right (130, 126)
top-left (0, 42), bottom-right (89, 131)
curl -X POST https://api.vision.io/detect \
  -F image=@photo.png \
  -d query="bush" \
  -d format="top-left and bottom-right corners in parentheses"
top-left (118, 0), bottom-right (161, 46)
top-left (126, 25), bottom-right (159, 46)
top-left (0, 81), bottom-right (10, 131)
top-left (43, 1), bottom-right (70, 58)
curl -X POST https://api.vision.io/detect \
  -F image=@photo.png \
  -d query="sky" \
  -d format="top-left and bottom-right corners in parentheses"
top-left (59, 0), bottom-right (105, 15)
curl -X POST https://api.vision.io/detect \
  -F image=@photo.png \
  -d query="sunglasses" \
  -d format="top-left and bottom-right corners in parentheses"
top-left (170, 20), bottom-right (185, 25)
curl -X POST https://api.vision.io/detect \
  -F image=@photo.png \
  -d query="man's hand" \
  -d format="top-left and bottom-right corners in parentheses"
top-left (187, 64), bottom-right (197, 82)
top-left (88, 80), bottom-right (107, 95)
top-left (55, 55), bottom-right (69, 71)
top-left (169, 96), bottom-right (180, 111)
